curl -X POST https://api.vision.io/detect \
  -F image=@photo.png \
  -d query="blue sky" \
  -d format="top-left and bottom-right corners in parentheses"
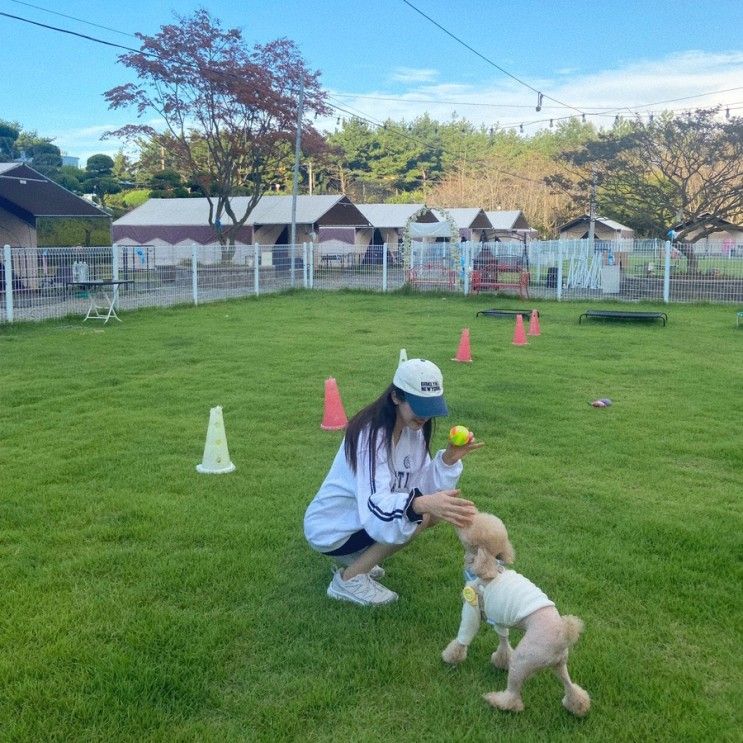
top-left (2, 0), bottom-right (742, 165)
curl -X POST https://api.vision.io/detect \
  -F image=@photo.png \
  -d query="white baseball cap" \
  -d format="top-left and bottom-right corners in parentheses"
top-left (392, 358), bottom-right (448, 418)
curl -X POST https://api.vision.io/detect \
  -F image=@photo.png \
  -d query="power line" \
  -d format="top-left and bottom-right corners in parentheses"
top-left (4, 5), bottom-right (737, 138)
top-left (2, 6), bottom-right (737, 194)
top-left (331, 93), bottom-right (564, 109)
top-left (0, 10), bottom-right (141, 53)
top-left (8, 0), bottom-right (137, 37)
top-left (326, 99), bottom-right (549, 189)
top-left (400, 0), bottom-right (584, 115)
top-left (0, 7), bottom-right (543, 187)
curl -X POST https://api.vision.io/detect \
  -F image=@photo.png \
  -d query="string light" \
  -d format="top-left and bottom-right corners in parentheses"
top-left (536, 92), bottom-right (543, 112)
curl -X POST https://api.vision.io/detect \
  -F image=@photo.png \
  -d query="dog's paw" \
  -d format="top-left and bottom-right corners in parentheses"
top-left (490, 645), bottom-right (512, 670)
top-left (483, 690), bottom-right (524, 713)
top-left (441, 640), bottom-right (468, 665)
top-left (563, 685), bottom-right (591, 717)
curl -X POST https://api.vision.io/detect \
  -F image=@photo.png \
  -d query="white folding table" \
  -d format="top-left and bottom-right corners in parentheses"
top-left (67, 280), bottom-right (133, 323)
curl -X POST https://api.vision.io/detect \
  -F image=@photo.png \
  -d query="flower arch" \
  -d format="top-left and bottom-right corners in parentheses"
top-left (401, 206), bottom-right (461, 271)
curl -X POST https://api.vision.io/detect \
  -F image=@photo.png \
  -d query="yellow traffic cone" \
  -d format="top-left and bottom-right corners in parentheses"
top-left (196, 405), bottom-right (236, 474)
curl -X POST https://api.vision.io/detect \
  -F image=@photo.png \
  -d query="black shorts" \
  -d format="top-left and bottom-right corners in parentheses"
top-left (322, 529), bottom-right (376, 556)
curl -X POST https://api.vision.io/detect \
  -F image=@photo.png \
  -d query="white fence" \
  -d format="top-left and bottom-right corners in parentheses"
top-left (2, 238), bottom-right (742, 323)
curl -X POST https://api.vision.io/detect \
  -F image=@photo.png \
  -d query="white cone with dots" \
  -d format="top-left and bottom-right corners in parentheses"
top-left (196, 405), bottom-right (236, 474)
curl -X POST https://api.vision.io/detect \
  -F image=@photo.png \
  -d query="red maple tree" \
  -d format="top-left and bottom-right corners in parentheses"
top-left (104, 9), bottom-right (329, 258)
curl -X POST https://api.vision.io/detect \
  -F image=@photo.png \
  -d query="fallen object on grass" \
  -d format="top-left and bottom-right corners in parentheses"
top-left (590, 398), bottom-right (613, 407)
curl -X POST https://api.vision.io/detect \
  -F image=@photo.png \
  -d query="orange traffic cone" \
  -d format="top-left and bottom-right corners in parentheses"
top-left (321, 377), bottom-right (348, 430)
top-left (528, 309), bottom-right (541, 336)
top-left (512, 314), bottom-right (528, 346)
top-left (452, 328), bottom-right (473, 363)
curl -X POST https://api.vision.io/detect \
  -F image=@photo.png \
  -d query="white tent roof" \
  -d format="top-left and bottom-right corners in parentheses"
top-left (559, 214), bottom-right (633, 233)
top-left (249, 195), bottom-right (352, 225)
top-left (356, 203), bottom-right (428, 228)
top-left (486, 210), bottom-right (528, 230)
top-left (443, 208), bottom-right (492, 229)
top-left (114, 194), bottom-right (362, 227)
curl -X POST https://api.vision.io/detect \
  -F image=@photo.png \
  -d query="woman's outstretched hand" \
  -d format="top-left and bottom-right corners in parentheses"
top-left (413, 489), bottom-right (476, 528)
top-left (442, 436), bottom-right (485, 466)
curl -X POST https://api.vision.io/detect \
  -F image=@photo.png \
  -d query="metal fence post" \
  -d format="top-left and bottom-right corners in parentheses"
top-left (462, 241), bottom-right (470, 296)
top-left (192, 244), bottom-right (198, 305)
top-left (254, 243), bottom-right (260, 296)
top-left (556, 241), bottom-right (564, 300)
top-left (382, 242), bottom-right (388, 292)
top-left (3, 244), bottom-right (13, 323)
top-left (111, 243), bottom-right (120, 310)
top-left (111, 244), bottom-right (119, 282)
top-left (663, 240), bottom-right (671, 303)
top-left (302, 243), bottom-right (308, 288)
top-left (309, 242), bottom-right (314, 289)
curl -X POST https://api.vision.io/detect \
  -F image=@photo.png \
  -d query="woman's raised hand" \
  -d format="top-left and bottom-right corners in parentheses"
top-left (442, 436), bottom-right (485, 466)
top-left (413, 489), bottom-right (476, 528)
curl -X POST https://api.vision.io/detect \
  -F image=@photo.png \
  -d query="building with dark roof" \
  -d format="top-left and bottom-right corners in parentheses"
top-left (0, 162), bottom-right (111, 247)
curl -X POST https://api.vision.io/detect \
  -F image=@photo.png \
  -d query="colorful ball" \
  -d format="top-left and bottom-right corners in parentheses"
top-left (449, 425), bottom-right (471, 446)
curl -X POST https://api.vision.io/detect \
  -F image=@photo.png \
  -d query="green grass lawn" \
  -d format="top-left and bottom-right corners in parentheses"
top-left (1, 291), bottom-right (741, 742)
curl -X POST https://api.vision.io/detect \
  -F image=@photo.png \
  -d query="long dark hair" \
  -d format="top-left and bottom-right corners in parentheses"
top-left (344, 384), bottom-right (434, 480)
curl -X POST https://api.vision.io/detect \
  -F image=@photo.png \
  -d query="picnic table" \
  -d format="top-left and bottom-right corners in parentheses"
top-left (578, 309), bottom-right (667, 326)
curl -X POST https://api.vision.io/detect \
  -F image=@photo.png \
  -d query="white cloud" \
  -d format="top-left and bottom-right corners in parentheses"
top-left (51, 120), bottom-right (156, 166)
top-left (53, 50), bottom-right (743, 159)
top-left (331, 49), bottom-right (743, 134)
top-left (390, 67), bottom-right (439, 83)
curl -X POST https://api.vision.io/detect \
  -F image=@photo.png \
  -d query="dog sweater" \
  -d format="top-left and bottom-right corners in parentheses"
top-left (456, 570), bottom-right (555, 643)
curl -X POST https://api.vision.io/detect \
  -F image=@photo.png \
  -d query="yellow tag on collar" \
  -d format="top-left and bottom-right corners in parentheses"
top-left (462, 585), bottom-right (478, 607)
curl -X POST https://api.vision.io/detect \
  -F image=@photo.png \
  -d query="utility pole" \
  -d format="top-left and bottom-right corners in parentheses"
top-left (588, 167), bottom-right (597, 250)
top-left (290, 77), bottom-right (305, 288)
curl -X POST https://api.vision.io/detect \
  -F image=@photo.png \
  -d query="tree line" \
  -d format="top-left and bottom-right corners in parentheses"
top-left (3, 8), bottom-right (741, 248)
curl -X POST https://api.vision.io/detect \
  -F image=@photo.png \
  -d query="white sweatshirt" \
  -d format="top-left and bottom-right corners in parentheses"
top-left (304, 425), bottom-right (463, 552)
top-left (456, 570), bottom-right (555, 642)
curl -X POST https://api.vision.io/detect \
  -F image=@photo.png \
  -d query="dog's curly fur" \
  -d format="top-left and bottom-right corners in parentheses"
top-left (442, 512), bottom-right (591, 717)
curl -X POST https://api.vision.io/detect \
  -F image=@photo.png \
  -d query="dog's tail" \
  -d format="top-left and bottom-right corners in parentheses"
top-left (561, 615), bottom-right (585, 647)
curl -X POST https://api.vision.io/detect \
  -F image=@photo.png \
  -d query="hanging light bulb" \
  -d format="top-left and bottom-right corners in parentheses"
top-left (519, 123), bottom-right (524, 133)
top-left (549, 119), bottom-right (553, 128)
top-left (581, 113), bottom-right (586, 122)
top-left (336, 116), bottom-right (341, 125)
top-left (536, 92), bottom-right (543, 112)
top-left (615, 115), bottom-right (620, 124)
top-left (726, 107), bottom-right (730, 119)
top-left (649, 112), bottom-right (654, 123)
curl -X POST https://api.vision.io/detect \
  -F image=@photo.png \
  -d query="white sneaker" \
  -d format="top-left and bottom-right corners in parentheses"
top-left (333, 563), bottom-right (385, 579)
top-left (327, 571), bottom-right (398, 606)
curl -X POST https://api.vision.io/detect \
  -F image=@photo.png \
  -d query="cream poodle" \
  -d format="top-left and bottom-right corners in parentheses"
top-left (441, 512), bottom-right (591, 716)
